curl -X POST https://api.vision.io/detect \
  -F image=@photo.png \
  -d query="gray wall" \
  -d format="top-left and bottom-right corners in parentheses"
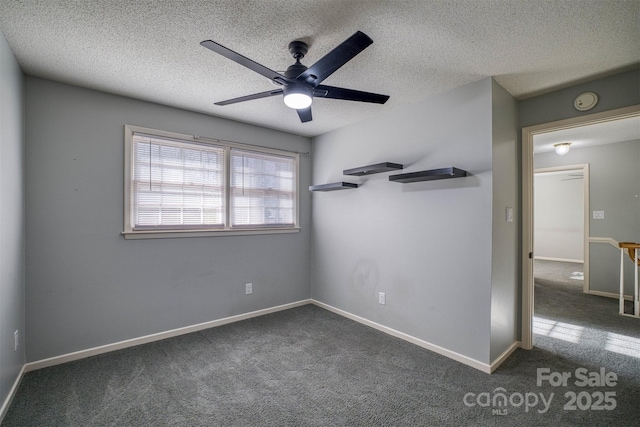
top-left (12, 55), bottom-right (640, 375)
top-left (25, 77), bottom-right (312, 362)
top-left (489, 80), bottom-right (519, 362)
top-left (0, 30), bottom-right (25, 413)
top-left (311, 78), bottom-right (512, 365)
top-left (534, 140), bottom-right (640, 295)
top-left (519, 69), bottom-right (640, 129)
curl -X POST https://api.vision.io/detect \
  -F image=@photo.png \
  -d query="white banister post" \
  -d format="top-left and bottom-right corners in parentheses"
top-left (620, 247), bottom-right (625, 315)
top-left (635, 249), bottom-right (639, 317)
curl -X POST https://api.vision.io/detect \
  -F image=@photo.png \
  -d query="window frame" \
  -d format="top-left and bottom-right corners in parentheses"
top-left (123, 125), bottom-right (300, 239)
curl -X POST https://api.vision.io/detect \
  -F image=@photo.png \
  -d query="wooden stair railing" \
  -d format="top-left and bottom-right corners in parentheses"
top-left (619, 242), bottom-right (640, 267)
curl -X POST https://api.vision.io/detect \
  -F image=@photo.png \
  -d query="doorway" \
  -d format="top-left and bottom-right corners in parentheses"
top-left (534, 165), bottom-right (589, 294)
top-left (521, 105), bottom-right (640, 350)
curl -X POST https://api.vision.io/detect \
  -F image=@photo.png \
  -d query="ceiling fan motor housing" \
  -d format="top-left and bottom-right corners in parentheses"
top-left (288, 40), bottom-right (308, 60)
top-left (285, 62), bottom-right (308, 79)
top-left (286, 41), bottom-right (310, 79)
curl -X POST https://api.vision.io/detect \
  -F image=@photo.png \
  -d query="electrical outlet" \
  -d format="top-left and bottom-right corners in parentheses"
top-left (245, 283), bottom-right (253, 295)
top-left (14, 330), bottom-right (18, 351)
top-left (378, 292), bottom-right (386, 305)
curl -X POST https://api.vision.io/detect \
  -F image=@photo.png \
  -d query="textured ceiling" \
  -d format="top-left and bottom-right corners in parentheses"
top-left (0, 0), bottom-right (638, 137)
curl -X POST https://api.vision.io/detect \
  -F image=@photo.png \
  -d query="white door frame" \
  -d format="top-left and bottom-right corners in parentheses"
top-left (534, 164), bottom-right (590, 293)
top-left (521, 104), bottom-right (640, 350)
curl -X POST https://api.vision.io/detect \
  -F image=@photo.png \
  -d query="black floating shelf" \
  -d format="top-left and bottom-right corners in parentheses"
top-left (343, 162), bottom-right (404, 176)
top-left (389, 167), bottom-right (467, 183)
top-left (309, 182), bottom-right (359, 192)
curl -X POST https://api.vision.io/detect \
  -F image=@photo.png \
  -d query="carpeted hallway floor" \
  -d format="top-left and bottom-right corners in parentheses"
top-left (532, 259), bottom-right (640, 421)
top-left (3, 265), bottom-right (639, 426)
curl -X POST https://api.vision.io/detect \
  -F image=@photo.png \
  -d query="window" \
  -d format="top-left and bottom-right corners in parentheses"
top-left (124, 125), bottom-right (299, 239)
top-left (230, 149), bottom-right (296, 227)
top-left (131, 134), bottom-right (225, 230)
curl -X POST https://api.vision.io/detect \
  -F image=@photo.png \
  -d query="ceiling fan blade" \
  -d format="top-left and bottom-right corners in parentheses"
top-left (214, 89), bottom-right (283, 106)
top-left (297, 107), bottom-right (312, 123)
top-left (201, 40), bottom-right (290, 85)
top-left (315, 85), bottom-right (389, 104)
top-left (296, 31), bottom-right (373, 86)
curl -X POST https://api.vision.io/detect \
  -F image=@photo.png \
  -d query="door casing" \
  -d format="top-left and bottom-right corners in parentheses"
top-left (521, 105), bottom-right (640, 350)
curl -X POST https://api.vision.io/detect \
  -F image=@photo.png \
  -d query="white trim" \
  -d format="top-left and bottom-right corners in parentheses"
top-left (588, 290), bottom-right (633, 300)
top-left (521, 105), bottom-right (640, 351)
top-left (589, 236), bottom-right (619, 248)
top-left (620, 313), bottom-right (640, 319)
top-left (522, 119), bottom-right (535, 350)
top-left (534, 256), bottom-right (584, 264)
top-left (311, 300), bottom-right (518, 374)
top-left (9, 297), bottom-right (520, 412)
top-left (122, 227), bottom-right (301, 240)
top-left (0, 364), bottom-right (25, 423)
top-left (490, 341), bottom-right (521, 373)
top-left (25, 299), bottom-right (311, 372)
top-left (534, 165), bottom-right (589, 173)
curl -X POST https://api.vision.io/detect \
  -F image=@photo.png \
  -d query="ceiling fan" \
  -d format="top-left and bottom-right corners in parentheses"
top-left (200, 31), bottom-right (390, 123)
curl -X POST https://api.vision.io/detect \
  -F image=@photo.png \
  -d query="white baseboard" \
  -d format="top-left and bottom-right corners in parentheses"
top-left (620, 313), bottom-right (640, 319)
top-left (0, 364), bottom-right (25, 423)
top-left (25, 299), bottom-right (311, 372)
top-left (2, 297), bottom-right (521, 423)
top-left (20, 297), bottom-right (518, 388)
top-left (311, 300), bottom-right (517, 374)
top-left (587, 290), bottom-right (632, 300)
top-left (534, 256), bottom-right (584, 263)
top-left (490, 341), bottom-right (521, 373)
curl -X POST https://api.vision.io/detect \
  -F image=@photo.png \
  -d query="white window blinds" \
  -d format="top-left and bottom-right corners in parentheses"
top-left (124, 125), bottom-right (300, 237)
top-left (230, 149), bottom-right (296, 227)
top-left (132, 134), bottom-right (225, 229)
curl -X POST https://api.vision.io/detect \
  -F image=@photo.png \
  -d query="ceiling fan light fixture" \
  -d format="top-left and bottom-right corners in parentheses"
top-left (284, 92), bottom-right (312, 110)
top-left (283, 93), bottom-right (312, 109)
top-left (283, 87), bottom-right (312, 110)
top-left (553, 142), bottom-right (572, 155)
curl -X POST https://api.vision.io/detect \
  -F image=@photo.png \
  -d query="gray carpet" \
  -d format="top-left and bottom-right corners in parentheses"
top-left (533, 260), bottom-right (640, 381)
top-left (3, 273), bottom-right (640, 426)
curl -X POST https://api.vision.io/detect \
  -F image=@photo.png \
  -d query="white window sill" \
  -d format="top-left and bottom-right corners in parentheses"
top-left (122, 227), bottom-right (301, 240)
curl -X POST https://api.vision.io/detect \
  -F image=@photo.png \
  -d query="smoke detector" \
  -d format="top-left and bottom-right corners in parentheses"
top-left (574, 92), bottom-right (598, 111)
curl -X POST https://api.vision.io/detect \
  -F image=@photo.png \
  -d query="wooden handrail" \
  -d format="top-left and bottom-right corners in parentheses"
top-left (619, 242), bottom-right (640, 266)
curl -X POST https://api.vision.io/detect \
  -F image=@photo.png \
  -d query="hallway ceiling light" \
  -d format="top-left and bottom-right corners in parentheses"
top-left (554, 142), bottom-right (572, 155)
